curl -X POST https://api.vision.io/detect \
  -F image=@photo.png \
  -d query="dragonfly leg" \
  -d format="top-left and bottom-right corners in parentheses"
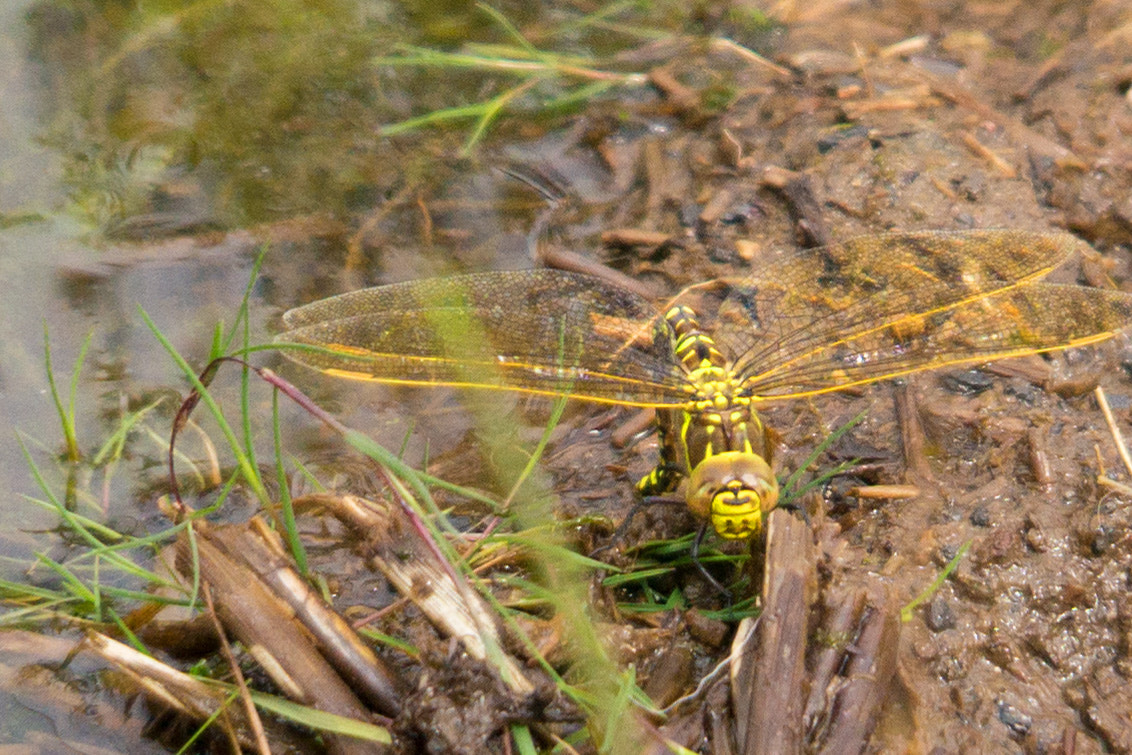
top-left (589, 493), bottom-right (684, 558)
top-left (690, 524), bottom-right (733, 601)
top-left (636, 407), bottom-right (686, 498)
top-left (635, 463), bottom-right (683, 498)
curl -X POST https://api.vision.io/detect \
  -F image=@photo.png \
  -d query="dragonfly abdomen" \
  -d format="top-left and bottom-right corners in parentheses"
top-left (667, 305), bottom-right (726, 371)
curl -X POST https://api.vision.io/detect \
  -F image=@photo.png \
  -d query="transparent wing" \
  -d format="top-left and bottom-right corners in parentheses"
top-left (277, 269), bottom-right (692, 407)
top-left (676, 229), bottom-right (1128, 399)
top-left (741, 283), bottom-right (1132, 399)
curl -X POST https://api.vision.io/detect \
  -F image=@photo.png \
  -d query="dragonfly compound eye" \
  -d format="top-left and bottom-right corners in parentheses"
top-left (686, 452), bottom-right (779, 540)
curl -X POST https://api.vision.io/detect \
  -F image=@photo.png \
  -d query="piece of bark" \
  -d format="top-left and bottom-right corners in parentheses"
top-left (732, 509), bottom-right (816, 754)
top-left (814, 586), bottom-right (900, 754)
top-left (803, 587), bottom-right (867, 730)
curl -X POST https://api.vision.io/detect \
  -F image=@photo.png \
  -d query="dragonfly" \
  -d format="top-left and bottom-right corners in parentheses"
top-left (275, 229), bottom-right (1132, 541)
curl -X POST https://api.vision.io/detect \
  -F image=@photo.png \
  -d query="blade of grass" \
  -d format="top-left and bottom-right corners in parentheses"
top-left (553, 0), bottom-right (647, 36)
top-left (42, 324), bottom-right (93, 462)
top-left (901, 540), bottom-right (971, 623)
top-left (65, 330), bottom-right (94, 460)
top-left (0, 578), bottom-right (73, 601)
top-left (618, 587), bottom-right (687, 614)
top-left (539, 78), bottom-right (618, 112)
top-left (175, 688), bottom-right (241, 755)
top-left (376, 45), bottom-right (598, 75)
top-left (216, 245), bottom-right (269, 357)
top-left (139, 423), bottom-right (208, 489)
top-left (106, 601), bottom-right (149, 653)
top-left (0, 599), bottom-right (85, 627)
top-left (491, 531), bottom-right (614, 571)
top-left (380, 99), bottom-right (511, 137)
top-left (242, 687), bottom-right (391, 743)
top-left (355, 628), bottom-right (421, 660)
top-left (18, 439), bottom-right (135, 558)
top-left (779, 409), bottom-right (868, 502)
top-left (34, 554), bottom-right (97, 612)
top-left (461, 76), bottom-right (542, 155)
top-left (502, 393), bottom-right (569, 508)
top-left (599, 666), bottom-right (650, 752)
top-left (91, 397), bottom-right (164, 466)
top-left (786, 458), bottom-right (859, 503)
top-left (272, 389), bottom-right (307, 574)
top-left (510, 723), bottom-right (537, 755)
top-left (233, 249), bottom-right (270, 490)
top-left (475, 2), bottom-right (540, 57)
top-left (383, 43), bottom-right (647, 82)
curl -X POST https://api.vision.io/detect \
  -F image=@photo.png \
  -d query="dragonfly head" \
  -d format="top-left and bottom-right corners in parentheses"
top-left (686, 452), bottom-right (778, 540)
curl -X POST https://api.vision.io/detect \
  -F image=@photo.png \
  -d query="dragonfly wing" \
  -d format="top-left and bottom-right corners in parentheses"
top-left (684, 229), bottom-right (1105, 398)
top-left (278, 270), bottom-right (691, 407)
top-left (738, 282), bottom-right (1132, 399)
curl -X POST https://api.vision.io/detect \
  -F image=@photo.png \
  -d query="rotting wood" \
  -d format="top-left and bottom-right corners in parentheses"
top-left (812, 585), bottom-right (900, 753)
top-left (732, 508), bottom-right (816, 754)
top-left (802, 587), bottom-right (867, 730)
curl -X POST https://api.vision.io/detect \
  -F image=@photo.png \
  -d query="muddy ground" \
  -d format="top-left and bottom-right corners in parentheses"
top-left (490, 2), bottom-right (1132, 751)
top-left (276, 1), bottom-right (1132, 749)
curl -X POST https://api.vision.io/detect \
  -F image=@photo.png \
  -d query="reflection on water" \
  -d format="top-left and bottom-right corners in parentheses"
top-left (20, 0), bottom-right (710, 235)
top-left (27, 0), bottom-right (400, 232)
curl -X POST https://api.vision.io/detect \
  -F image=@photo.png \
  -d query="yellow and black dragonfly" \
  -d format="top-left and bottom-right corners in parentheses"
top-left (276, 229), bottom-right (1132, 541)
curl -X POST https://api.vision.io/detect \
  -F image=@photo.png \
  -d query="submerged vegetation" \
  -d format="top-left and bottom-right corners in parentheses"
top-left (28, 0), bottom-right (775, 233)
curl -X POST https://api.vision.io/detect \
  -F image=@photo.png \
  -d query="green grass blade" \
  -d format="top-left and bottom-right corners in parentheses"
top-left (780, 409), bottom-right (868, 501)
top-left (65, 330), bottom-right (94, 460)
top-left (244, 688), bottom-right (391, 743)
top-left (461, 77), bottom-right (541, 155)
top-left (42, 323), bottom-right (92, 462)
top-left (273, 389), bottom-right (307, 574)
top-left (901, 540), bottom-right (971, 623)
top-left (475, 2), bottom-right (540, 57)
top-left (91, 397), bottom-right (163, 466)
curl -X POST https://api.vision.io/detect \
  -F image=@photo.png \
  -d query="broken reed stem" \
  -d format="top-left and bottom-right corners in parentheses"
top-left (1095, 386), bottom-right (1132, 479)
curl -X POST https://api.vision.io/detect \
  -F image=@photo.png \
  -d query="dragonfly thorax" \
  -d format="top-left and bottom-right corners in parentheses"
top-left (679, 382), bottom-right (778, 540)
top-left (647, 304), bottom-right (780, 539)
